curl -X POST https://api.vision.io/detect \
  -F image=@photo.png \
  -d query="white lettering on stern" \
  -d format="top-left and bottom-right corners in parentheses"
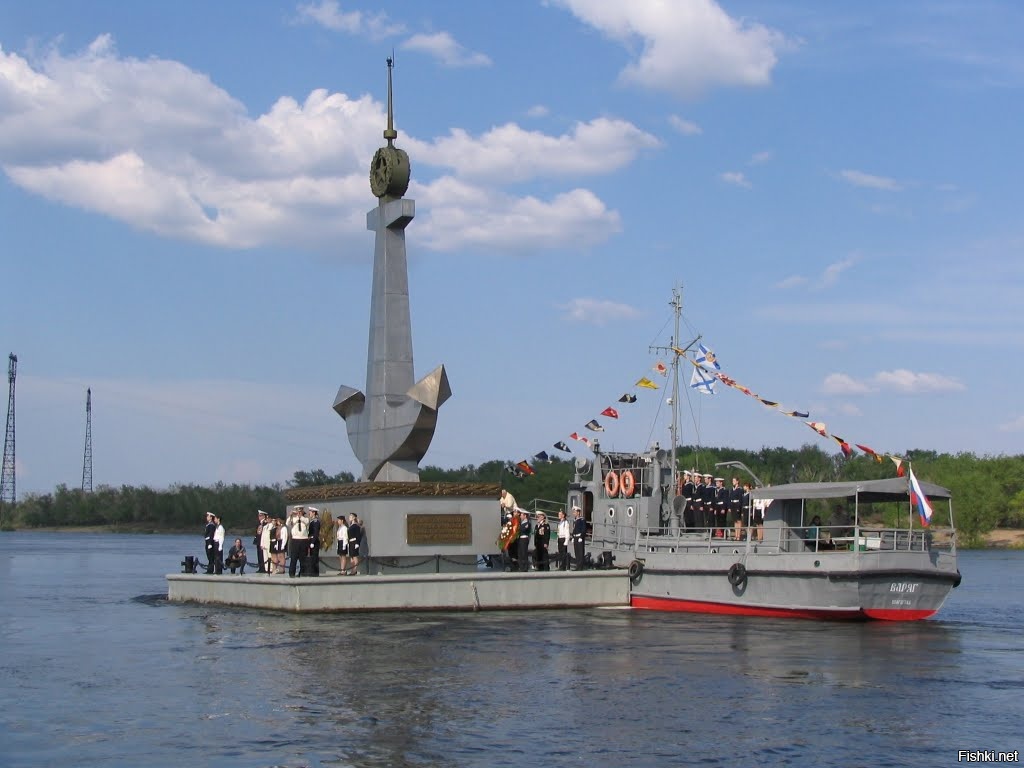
top-left (890, 582), bottom-right (920, 593)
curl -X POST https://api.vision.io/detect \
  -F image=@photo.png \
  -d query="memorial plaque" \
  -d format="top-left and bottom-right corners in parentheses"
top-left (406, 514), bottom-right (472, 545)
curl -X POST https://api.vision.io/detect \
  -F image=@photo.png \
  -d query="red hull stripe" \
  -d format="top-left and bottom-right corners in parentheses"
top-left (631, 595), bottom-right (935, 622)
top-left (861, 608), bottom-right (935, 621)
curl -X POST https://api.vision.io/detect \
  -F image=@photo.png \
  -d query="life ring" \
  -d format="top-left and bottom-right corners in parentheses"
top-left (727, 562), bottom-right (747, 588)
top-left (604, 470), bottom-right (620, 498)
top-left (628, 559), bottom-right (644, 585)
top-left (620, 470), bottom-right (636, 498)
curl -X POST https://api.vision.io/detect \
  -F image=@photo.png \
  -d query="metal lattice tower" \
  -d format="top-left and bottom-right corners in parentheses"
top-left (81, 387), bottom-right (93, 493)
top-left (1, 353), bottom-right (17, 507)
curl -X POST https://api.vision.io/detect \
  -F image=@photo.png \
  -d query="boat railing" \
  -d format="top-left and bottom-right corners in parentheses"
top-left (607, 524), bottom-right (940, 556)
top-left (778, 525), bottom-right (937, 553)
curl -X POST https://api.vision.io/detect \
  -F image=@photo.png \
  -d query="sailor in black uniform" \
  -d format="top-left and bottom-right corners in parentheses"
top-left (516, 509), bottom-right (531, 571)
top-left (728, 477), bottom-right (745, 540)
top-left (203, 512), bottom-right (217, 573)
top-left (681, 470), bottom-right (696, 529)
top-left (571, 505), bottom-right (587, 570)
top-left (714, 477), bottom-right (728, 538)
top-left (693, 473), bottom-right (707, 530)
top-left (703, 473), bottom-right (717, 534)
top-left (307, 507), bottom-right (321, 576)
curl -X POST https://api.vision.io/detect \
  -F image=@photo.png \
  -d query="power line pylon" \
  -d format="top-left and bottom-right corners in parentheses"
top-left (1, 353), bottom-right (18, 513)
top-left (82, 387), bottom-right (93, 493)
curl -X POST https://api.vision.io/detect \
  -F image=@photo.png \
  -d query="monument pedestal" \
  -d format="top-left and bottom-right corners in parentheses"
top-left (286, 481), bottom-right (501, 574)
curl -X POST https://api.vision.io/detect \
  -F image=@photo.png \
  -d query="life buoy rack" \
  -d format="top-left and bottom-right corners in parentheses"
top-left (604, 470), bottom-right (620, 498)
top-left (727, 562), bottom-right (747, 588)
top-left (620, 470), bottom-right (636, 498)
top-left (628, 559), bottom-right (644, 585)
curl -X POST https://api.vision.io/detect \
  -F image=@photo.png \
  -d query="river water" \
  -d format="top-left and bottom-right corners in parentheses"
top-left (0, 532), bottom-right (1021, 767)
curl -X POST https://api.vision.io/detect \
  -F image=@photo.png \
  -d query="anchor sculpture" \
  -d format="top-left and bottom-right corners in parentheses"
top-left (334, 58), bottom-right (450, 481)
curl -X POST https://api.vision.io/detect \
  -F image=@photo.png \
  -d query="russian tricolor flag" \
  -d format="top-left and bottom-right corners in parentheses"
top-left (908, 467), bottom-right (934, 527)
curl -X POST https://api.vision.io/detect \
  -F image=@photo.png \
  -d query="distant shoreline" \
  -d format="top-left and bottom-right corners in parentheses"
top-left (6, 524), bottom-right (1023, 549)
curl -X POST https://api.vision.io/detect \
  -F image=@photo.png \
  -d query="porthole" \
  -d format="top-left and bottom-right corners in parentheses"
top-left (626, 505), bottom-right (635, 518)
top-left (607, 506), bottom-right (615, 518)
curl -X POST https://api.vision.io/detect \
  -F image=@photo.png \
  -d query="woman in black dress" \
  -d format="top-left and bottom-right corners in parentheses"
top-left (346, 514), bottom-right (363, 575)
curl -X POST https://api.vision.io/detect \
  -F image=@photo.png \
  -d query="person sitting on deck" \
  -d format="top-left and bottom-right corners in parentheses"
top-left (225, 538), bottom-right (247, 574)
top-left (804, 516), bottom-right (822, 550)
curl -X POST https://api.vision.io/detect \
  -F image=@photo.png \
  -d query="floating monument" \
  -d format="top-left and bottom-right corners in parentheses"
top-left (285, 59), bottom-right (498, 573)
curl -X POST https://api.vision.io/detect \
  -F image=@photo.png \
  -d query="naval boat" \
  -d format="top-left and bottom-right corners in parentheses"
top-left (570, 445), bottom-right (960, 620)
top-left (566, 290), bottom-right (960, 620)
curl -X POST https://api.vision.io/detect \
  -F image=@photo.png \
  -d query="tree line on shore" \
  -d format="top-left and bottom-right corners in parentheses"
top-left (1, 445), bottom-right (1020, 545)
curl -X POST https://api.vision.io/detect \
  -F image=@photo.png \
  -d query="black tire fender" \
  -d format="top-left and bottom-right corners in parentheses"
top-left (727, 562), bottom-right (747, 588)
top-left (628, 559), bottom-right (644, 585)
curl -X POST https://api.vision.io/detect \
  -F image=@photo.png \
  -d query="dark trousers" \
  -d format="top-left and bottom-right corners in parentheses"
top-left (226, 556), bottom-right (245, 574)
top-left (557, 540), bottom-right (569, 570)
top-left (682, 501), bottom-right (695, 529)
top-left (573, 538), bottom-right (586, 570)
top-left (256, 544), bottom-right (266, 573)
top-left (205, 542), bottom-right (216, 573)
top-left (288, 539), bottom-right (309, 577)
top-left (309, 542), bottom-right (320, 576)
top-left (516, 536), bottom-right (530, 571)
top-left (535, 545), bottom-right (549, 571)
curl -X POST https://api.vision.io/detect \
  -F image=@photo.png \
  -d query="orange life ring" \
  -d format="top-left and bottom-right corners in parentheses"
top-left (620, 470), bottom-right (636, 498)
top-left (604, 470), bottom-right (620, 498)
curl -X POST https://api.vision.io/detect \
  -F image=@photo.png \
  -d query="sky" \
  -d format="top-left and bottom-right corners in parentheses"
top-left (2, 0), bottom-right (1023, 497)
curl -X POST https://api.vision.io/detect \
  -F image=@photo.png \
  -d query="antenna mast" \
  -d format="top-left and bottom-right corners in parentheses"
top-left (650, 289), bottom-right (700, 493)
top-left (1, 353), bottom-right (18, 515)
top-left (82, 388), bottom-right (93, 493)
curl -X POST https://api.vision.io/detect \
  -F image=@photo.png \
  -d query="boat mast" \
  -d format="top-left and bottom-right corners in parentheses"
top-left (670, 288), bottom-right (682, 492)
top-left (650, 287), bottom-right (699, 494)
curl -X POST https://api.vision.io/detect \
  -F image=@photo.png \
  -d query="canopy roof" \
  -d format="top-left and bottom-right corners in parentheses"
top-left (749, 477), bottom-right (950, 503)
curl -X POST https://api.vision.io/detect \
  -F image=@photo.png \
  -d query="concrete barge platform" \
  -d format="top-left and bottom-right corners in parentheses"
top-left (166, 570), bottom-right (630, 612)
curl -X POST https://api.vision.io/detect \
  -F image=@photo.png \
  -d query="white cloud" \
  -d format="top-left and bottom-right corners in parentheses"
top-left (527, 104), bottom-right (549, 118)
top-left (668, 115), bottom-right (702, 135)
top-left (822, 373), bottom-right (874, 395)
top-left (838, 169), bottom-right (902, 191)
top-left (720, 171), bottom-right (751, 188)
top-left (823, 369), bottom-right (964, 396)
top-left (775, 274), bottom-right (807, 289)
top-left (295, 1), bottom-right (403, 39)
top-left (554, 0), bottom-right (790, 98)
top-left (750, 150), bottom-right (772, 164)
top-left (872, 369), bottom-right (965, 393)
top-left (0, 37), bottom-right (639, 255)
top-left (776, 255), bottom-right (858, 291)
top-left (401, 31), bottom-right (491, 68)
top-left (559, 298), bottom-right (641, 324)
top-left (417, 178), bottom-right (620, 252)
top-left (417, 118), bottom-right (661, 182)
top-left (998, 415), bottom-right (1024, 433)
top-left (819, 255), bottom-right (858, 288)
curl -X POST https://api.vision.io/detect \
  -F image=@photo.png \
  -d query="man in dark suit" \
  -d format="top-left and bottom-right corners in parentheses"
top-left (203, 512), bottom-right (217, 573)
top-left (571, 506), bottom-right (587, 570)
top-left (307, 507), bottom-right (322, 576)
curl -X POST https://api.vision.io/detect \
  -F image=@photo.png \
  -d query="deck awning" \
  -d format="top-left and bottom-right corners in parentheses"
top-left (748, 477), bottom-right (950, 503)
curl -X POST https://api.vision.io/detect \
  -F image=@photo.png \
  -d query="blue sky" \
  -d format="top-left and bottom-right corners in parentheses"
top-left (2, 0), bottom-right (1022, 496)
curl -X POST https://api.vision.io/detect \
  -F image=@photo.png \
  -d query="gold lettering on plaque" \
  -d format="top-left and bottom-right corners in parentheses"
top-left (406, 514), bottom-right (472, 545)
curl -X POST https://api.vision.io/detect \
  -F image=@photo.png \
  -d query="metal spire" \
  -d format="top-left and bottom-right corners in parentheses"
top-left (384, 54), bottom-right (397, 144)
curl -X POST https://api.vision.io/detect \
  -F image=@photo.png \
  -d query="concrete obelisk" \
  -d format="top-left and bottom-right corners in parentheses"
top-left (333, 57), bottom-right (450, 482)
